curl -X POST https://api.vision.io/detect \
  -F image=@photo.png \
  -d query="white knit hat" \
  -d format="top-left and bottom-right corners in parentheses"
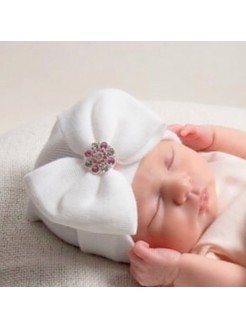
top-left (24, 89), bottom-right (180, 262)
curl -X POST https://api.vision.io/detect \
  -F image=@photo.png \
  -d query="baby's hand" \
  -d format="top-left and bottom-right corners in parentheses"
top-left (169, 124), bottom-right (214, 151)
top-left (129, 241), bottom-right (181, 286)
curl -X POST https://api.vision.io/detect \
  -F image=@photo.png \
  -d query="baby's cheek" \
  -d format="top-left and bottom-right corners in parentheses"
top-left (142, 225), bottom-right (170, 249)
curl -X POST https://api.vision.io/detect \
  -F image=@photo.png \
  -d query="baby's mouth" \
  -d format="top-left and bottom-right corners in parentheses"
top-left (198, 189), bottom-right (208, 213)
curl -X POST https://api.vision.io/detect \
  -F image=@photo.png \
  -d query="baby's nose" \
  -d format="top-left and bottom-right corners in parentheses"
top-left (171, 175), bottom-right (192, 205)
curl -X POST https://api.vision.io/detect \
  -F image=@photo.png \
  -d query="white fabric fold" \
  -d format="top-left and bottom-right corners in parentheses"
top-left (24, 157), bottom-right (137, 234)
top-left (58, 89), bottom-right (166, 164)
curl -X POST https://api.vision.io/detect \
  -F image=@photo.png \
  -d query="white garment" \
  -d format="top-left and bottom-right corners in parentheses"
top-left (24, 89), bottom-right (180, 262)
top-left (192, 151), bottom-right (246, 266)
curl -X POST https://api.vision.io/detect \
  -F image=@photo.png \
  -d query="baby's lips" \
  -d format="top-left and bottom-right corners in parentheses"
top-left (198, 189), bottom-right (209, 213)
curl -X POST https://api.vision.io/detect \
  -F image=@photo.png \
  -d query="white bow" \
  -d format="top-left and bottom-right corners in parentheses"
top-left (24, 89), bottom-right (166, 235)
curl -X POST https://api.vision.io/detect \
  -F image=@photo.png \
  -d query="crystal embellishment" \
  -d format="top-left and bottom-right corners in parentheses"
top-left (83, 142), bottom-right (116, 174)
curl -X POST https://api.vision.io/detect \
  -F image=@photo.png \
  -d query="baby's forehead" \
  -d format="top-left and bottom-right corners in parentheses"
top-left (135, 140), bottom-right (174, 171)
top-left (147, 139), bottom-right (177, 158)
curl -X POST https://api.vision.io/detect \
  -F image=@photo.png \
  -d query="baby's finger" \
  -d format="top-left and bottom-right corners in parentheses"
top-left (179, 124), bottom-right (197, 137)
top-left (133, 240), bottom-right (153, 261)
top-left (128, 241), bottom-right (148, 263)
top-left (128, 246), bottom-right (145, 263)
top-left (129, 265), bottom-right (145, 285)
top-left (168, 124), bottom-right (183, 133)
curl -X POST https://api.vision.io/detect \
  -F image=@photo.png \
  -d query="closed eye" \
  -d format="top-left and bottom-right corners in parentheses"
top-left (165, 148), bottom-right (174, 170)
top-left (148, 194), bottom-right (161, 227)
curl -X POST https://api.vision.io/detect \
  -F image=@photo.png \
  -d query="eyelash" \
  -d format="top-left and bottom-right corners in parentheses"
top-left (149, 195), bottom-right (160, 227)
top-left (166, 148), bottom-right (174, 170)
top-left (151, 148), bottom-right (174, 226)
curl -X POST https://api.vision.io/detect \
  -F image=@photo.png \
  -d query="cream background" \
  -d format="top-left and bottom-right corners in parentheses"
top-left (1, 41), bottom-right (246, 135)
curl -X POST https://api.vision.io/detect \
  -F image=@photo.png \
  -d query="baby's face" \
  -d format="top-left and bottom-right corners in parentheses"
top-left (132, 140), bottom-right (218, 253)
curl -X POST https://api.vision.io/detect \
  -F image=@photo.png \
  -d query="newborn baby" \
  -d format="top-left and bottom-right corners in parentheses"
top-left (24, 89), bottom-right (246, 286)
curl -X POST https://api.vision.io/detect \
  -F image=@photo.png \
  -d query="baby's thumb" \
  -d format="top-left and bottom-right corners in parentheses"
top-left (133, 240), bottom-right (150, 259)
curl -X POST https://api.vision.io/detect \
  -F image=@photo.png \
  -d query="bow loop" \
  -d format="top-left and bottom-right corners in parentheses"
top-left (24, 157), bottom-right (137, 235)
top-left (58, 89), bottom-right (166, 165)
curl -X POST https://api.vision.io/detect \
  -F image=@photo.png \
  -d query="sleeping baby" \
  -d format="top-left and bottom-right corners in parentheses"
top-left (24, 89), bottom-right (246, 286)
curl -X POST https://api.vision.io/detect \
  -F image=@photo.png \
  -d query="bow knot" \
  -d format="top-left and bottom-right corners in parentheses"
top-left (83, 141), bottom-right (116, 174)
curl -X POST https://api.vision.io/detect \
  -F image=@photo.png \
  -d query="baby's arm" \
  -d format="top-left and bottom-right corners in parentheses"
top-left (170, 124), bottom-right (246, 159)
top-left (209, 125), bottom-right (246, 159)
top-left (175, 252), bottom-right (246, 286)
top-left (129, 241), bottom-right (246, 286)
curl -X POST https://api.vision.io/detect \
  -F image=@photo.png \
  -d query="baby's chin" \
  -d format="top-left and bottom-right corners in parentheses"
top-left (206, 186), bottom-right (219, 226)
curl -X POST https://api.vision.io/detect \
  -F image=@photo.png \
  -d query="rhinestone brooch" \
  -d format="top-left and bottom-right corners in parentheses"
top-left (83, 142), bottom-right (116, 174)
